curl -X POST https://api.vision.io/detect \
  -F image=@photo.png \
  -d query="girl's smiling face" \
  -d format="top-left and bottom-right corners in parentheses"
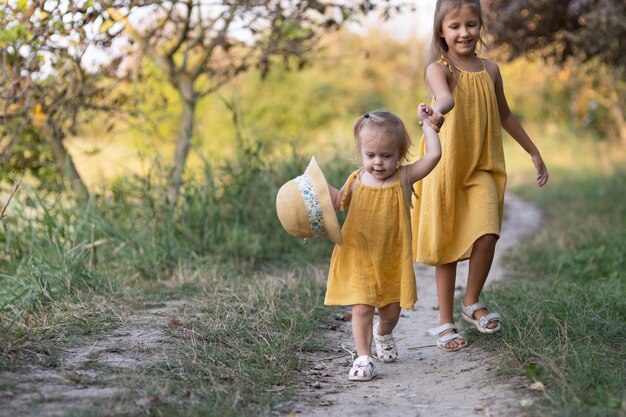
top-left (359, 125), bottom-right (401, 183)
top-left (440, 4), bottom-right (481, 58)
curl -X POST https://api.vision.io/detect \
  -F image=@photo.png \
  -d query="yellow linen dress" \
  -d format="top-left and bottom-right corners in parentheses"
top-left (411, 59), bottom-right (507, 265)
top-left (325, 170), bottom-right (417, 309)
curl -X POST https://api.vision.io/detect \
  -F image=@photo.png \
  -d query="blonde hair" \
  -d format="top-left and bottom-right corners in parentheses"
top-left (428, 0), bottom-right (487, 67)
top-left (353, 111), bottom-right (412, 163)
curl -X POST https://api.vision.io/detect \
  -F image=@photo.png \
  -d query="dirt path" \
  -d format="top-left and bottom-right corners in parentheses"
top-left (0, 300), bottom-right (187, 417)
top-left (292, 193), bottom-right (543, 417)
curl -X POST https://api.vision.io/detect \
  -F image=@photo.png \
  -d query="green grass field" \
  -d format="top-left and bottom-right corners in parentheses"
top-left (475, 131), bottom-right (626, 417)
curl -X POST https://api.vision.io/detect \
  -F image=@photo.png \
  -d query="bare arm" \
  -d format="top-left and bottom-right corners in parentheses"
top-left (328, 176), bottom-right (353, 210)
top-left (328, 184), bottom-right (341, 210)
top-left (405, 104), bottom-right (442, 185)
top-left (418, 62), bottom-right (454, 131)
top-left (426, 62), bottom-right (455, 115)
top-left (491, 62), bottom-right (549, 187)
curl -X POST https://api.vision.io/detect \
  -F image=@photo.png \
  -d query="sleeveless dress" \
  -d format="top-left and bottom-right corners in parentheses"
top-left (325, 169), bottom-right (417, 309)
top-left (411, 59), bottom-right (507, 265)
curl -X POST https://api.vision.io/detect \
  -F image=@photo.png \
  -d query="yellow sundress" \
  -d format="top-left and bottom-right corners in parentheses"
top-left (411, 58), bottom-right (507, 265)
top-left (325, 169), bottom-right (417, 309)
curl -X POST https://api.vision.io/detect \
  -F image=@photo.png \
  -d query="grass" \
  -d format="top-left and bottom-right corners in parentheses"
top-left (122, 267), bottom-right (331, 417)
top-left (0, 144), bottom-right (347, 416)
top-left (474, 160), bottom-right (626, 416)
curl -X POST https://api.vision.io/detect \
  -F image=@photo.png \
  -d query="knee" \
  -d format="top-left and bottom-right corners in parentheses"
top-left (352, 304), bottom-right (374, 321)
top-left (378, 303), bottom-right (401, 325)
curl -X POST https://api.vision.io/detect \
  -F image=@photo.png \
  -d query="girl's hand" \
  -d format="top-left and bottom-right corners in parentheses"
top-left (429, 111), bottom-right (444, 132)
top-left (417, 105), bottom-right (444, 132)
top-left (532, 154), bottom-right (549, 187)
top-left (417, 103), bottom-right (431, 120)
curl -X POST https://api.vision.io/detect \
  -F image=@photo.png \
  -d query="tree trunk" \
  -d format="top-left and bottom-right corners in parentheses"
top-left (44, 123), bottom-right (89, 199)
top-left (167, 95), bottom-right (196, 204)
top-left (598, 73), bottom-right (626, 146)
top-left (607, 97), bottom-right (626, 146)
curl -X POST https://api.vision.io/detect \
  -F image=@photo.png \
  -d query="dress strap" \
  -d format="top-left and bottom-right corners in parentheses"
top-left (477, 57), bottom-right (486, 71)
top-left (437, 56), bottom-right (454, 73)
top-left (339, 170), bottom-right (360, 211)
top-left (439, 55), bottom-right (485, 73)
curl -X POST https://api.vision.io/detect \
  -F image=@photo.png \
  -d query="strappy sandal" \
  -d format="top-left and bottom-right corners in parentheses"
top-left (373, 322), bottom-right (398, 363)
top-left (427, 323), bottom-right (468, 352)
top-left (348, 355), bottom-right (377, 381)
top-left (461, 302), bottom-right (501, 334)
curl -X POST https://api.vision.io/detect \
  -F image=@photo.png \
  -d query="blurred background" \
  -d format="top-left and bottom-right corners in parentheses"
top-left (3, 0), bottom-right (624, 196)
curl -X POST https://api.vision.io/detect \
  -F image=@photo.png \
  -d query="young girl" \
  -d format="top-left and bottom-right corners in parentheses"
top-left (326, 106), bottom-right (441, 381)
top-left (412, 0), bottom-right (549, 352)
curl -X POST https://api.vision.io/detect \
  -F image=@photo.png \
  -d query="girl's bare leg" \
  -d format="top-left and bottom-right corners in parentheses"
top-left (376, 302), bottom-right (401, 335)
top-left (436, 262), bottom-right (465, 349)
top-left (351, 304), bottom-right (375, 356)
top-left (464, 233), bottom-right (499, 329)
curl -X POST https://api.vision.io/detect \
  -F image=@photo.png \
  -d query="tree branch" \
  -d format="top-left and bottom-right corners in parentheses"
top-left (0, 180), bottom-right (22, 221)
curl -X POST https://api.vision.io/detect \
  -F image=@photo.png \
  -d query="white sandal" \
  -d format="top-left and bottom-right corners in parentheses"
top-left (373, 322), bottom-right (398, 363)
top-left (427, 323), bottom-right (468, 352)
top-left (348, 355), bottom-right (377, 381)
top-left (461, 302), bottom-right (501, 334)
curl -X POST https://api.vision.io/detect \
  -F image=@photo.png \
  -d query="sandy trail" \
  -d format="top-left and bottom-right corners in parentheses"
top-left (292, 193), bottom-right (543, 417)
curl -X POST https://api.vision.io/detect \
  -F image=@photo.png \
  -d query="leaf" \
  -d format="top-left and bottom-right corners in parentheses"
top-left (17, 0), bottom-right (28, 12)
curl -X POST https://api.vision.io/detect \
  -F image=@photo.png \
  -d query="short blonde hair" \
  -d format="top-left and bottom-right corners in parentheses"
top-left (353, 111), bottom-right (413, 163)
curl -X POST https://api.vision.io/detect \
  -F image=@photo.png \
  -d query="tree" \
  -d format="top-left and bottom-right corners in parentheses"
top-left (483, 0), bottom-right (626, 143)
top-left (107, 0), bottom-right (390, 204)
top-left (483, 0), bottom-right (626, 67)
top-left (1, 2), bottom-right (101, 197)
top-left (1, 1), bottom-right (139, 197)
top-left (1, 9), bottom-right (35, 172)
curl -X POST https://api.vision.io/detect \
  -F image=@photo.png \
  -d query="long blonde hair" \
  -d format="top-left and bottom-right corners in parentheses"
top-left (428, 0), bottom-right (488, 68)
top-left (353, 111), bottom-right (412, 163)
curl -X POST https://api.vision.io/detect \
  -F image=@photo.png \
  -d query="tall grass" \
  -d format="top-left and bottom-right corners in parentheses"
top-left (478, 167), bottom-right (626, 417)
top-left (0, 143), bottom-right (350, 367)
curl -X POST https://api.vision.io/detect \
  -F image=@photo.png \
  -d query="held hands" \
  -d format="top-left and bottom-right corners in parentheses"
top-left (417, 103), bottom-right (444, 132)
top-left (532, 154), bottom-right (549, 187)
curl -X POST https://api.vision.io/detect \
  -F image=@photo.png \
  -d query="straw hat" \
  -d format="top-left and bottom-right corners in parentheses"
top-left (276, 156), bottom-right (342, 245)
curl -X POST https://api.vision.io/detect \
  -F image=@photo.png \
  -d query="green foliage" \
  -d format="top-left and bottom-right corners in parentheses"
top-left (480, 169), bottom-right (626, 417)
top-left (0, 191), bottom-right (115, 313)
top-left (122, 31), bottom-right (428, 165)
top-left (0, 143), bottom-right (347, 313)
top-left (501, 58), bottom-right (625, 142)
top-left (0, 128), bottom-right (62, 193)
